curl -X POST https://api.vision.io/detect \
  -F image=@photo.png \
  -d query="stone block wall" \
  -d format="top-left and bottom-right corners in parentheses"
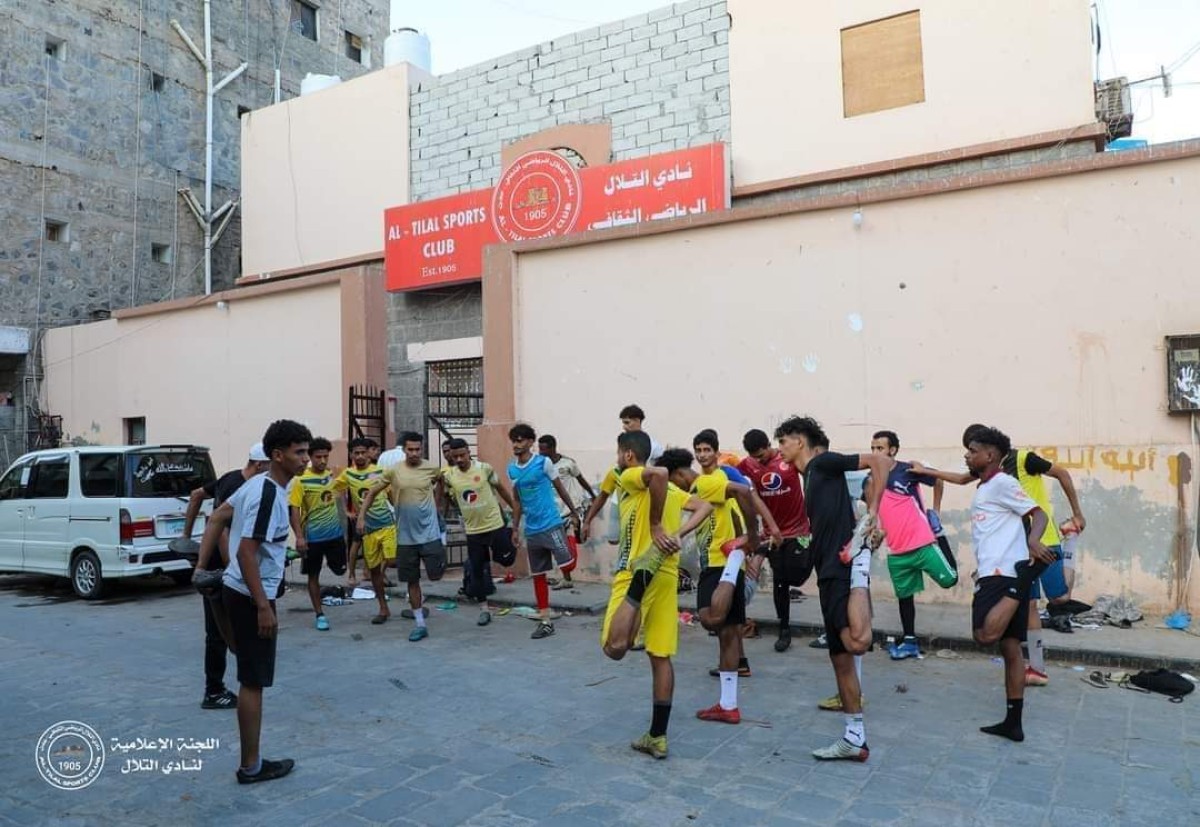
top-left (0, 0), bottom-right (386, 333)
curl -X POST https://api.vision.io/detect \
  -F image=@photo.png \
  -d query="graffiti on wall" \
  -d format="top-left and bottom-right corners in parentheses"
top-left (1034, 445), bottom-right (1157, 481)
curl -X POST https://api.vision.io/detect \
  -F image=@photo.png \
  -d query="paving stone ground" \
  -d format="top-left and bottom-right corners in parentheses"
top-left (1, 573), bottom-right (1197, 826)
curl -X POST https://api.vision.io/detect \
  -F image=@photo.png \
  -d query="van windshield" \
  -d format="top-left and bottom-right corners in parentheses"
top-left (125, 450), bottom-right (216, 498)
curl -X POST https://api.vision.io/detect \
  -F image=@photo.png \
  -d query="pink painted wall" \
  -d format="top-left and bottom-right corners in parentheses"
top-left (504, 151), bottom-right (1200, 612)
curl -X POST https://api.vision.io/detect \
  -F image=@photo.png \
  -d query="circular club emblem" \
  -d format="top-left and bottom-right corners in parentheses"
top-left (761, 472), bottom-right (783, 492)
top-left (462, 489), bottom-right (479, 504)
top-left (36, 721), bottom-right (105, 790)
top-left (492, 151), bottom-right (582, 242)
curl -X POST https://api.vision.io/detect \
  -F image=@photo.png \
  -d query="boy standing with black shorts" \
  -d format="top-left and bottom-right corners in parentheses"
top-left (440, 438), bottom-right (518, 626)
top-left (198, 419), bottom-right (311, 784)
top-left (288, 437), bottom-right (347, 632)
top-left (658, 448), bottom-right (760, 725)
top-left (738, 428), bottom-right (814, 653)
top-left (950, 426), bottom-right (1053, 742)
top-left (775, 416), bottom-right (888, 762)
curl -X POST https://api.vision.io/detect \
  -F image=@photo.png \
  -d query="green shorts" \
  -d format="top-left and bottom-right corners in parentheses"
top-left (886, 542), bottom-right (958, 599)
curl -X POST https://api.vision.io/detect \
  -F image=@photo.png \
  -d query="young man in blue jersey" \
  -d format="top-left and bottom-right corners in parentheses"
top-left (507, 423), bottom-right (579, 639)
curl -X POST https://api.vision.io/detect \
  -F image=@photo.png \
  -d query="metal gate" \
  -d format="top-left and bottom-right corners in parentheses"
top-left (425, 358), bottom-right (484, 570)
top-left (347, 384), bottom-right (387, 461)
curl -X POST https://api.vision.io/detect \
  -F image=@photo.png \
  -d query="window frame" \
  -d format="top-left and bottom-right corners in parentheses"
top-left (291, 0), bottom-right (319, 42)
top-left (27, 456), bottom-right (70, 500)
top-left (0, 461), bottom-right (31, 501)
top-left (79, 453), bottom-right (124, 498)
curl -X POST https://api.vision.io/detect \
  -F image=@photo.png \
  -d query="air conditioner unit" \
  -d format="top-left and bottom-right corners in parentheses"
top-left (1167, 335), bottom-right (1200, 414)
top-left (1095, 78), bottom-right (1133, 141)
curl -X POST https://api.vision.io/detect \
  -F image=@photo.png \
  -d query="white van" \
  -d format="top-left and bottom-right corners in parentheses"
top-left (0, 445), bottom-right (217, 599)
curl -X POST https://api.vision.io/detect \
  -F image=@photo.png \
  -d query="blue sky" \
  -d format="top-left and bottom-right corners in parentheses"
top-left (403, 0), bottom-right (1199, 144)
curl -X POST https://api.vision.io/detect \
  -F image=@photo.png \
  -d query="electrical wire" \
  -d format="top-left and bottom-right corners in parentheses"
top-left (1167, 40), bottom-right (1200, 74)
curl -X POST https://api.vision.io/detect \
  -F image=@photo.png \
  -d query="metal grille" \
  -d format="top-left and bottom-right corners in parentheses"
top-left (425, 357), bottom-right (484, 570)
top-left (348, 385), bottom-right (387, 461)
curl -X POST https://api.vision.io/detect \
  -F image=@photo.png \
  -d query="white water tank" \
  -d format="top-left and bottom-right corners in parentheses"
top-left (385, 27), bottom-right (431, 72)
top-left (300, 73), bottom-right (342, 96)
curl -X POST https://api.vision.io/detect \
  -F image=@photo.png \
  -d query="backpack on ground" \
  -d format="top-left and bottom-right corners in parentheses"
top-left (1127, 669), bottom-right (1195, 702)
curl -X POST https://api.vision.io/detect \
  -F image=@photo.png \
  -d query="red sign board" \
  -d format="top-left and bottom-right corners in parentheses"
top-left (384, 143), bottom-right (727, 292)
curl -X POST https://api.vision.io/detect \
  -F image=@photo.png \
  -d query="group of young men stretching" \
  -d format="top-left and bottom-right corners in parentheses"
top-left (593, 414), bottom-right (1085, 762)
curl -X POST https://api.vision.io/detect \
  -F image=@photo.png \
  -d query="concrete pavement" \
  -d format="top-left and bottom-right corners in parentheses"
top-left (1, 571), bottom-right (1198, 826)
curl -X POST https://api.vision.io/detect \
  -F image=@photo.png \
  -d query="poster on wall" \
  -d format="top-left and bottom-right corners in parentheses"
top-left (383, 142), bottom-right (728, 292)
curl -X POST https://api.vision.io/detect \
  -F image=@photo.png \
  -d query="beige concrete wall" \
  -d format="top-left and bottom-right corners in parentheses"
top-left (240, 63), bottom-right (421, 278)
top-left (44, 282), bottom-right (344, 472)
top-left (506, 154), bottom-right (1200, 612)
top-left (729, 0), bottom-right (1097, 186)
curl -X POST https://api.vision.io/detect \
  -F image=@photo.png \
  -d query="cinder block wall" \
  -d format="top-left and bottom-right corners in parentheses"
top-left (389, 0), bottom-right (732, 435)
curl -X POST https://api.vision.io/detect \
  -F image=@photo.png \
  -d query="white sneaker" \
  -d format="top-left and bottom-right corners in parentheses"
top-left (812, 738), bottom-right (869, 762)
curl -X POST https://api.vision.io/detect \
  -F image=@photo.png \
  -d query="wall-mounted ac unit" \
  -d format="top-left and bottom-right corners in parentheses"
top-left (1167, 334), bottom-right (1200, 414)
top-left (1095, 78), bottom-right (1133, 141)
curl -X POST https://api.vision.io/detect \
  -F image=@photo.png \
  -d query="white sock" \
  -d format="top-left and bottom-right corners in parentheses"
top-left (854, 654), bottom-right (863, 685)
top-left (719, 672), bottom-right (738, 710)
top-left (414, 608), bottom-right (426, 628)
top-left (720, 549), bottom-right (745, 585)
top-left (1029, 630), bottom-right (1045, 672)
top-left (843, 713), bottom-right (866, 747)
top-left (850, 549), bottom-right (871, 589)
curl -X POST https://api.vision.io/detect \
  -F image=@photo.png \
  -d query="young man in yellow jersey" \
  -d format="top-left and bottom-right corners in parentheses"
top-left (287, 437), bottom-right (346, 632)
top-left (337, 438), bottom-right (396, 624)
top-left (440, 438), bottom-right (518, 626)
top-left (694, 428), bottom-right (781, 675)
top-left (657, 447), bottom-right (761, 726)
top-left (598, 431), bottom-right (709, 760)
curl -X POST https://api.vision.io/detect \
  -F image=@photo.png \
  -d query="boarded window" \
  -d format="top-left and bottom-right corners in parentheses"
top-left (841, 11), bottom-right (925, 118)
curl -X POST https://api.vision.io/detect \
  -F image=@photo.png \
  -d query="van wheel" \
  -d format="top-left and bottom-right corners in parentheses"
top-left (70, 551), bottom-right (104, 599)
top-left (168, 569), bottom-right (194, 587)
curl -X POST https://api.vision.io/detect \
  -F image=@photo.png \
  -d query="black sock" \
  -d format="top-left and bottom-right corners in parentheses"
top-left (738, 657), bottom-right (749, 669)
top-left (649, 701), bottom-right (671, 737)
top-left (981, 698), bottom-right (1024, 742)
top-left (625, 570), bottom-right (654, 607)
top-left (937, 535), bottom-right (958, 572)
top-left (898, 597), bottom-right (916, 639)
top-left (774, 579), bottom-right (790, 627)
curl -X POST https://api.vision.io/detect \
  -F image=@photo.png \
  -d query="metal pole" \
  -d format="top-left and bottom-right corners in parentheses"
top-left (203, 0), bottom-right (213, 296)
top-left (171, 4), bottom-right (246, 297)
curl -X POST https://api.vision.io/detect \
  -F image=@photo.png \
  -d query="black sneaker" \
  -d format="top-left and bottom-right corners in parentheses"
top-left (236, 758), bottom-right (295, 784)
top-left (531, 621), bottom-right (555, 640)
top-left (201, 689), bottom-right (237, 710)
top-left (809, 633), bottom-right (828, 649)
top-left (775, 627), bottom-right (793, 652)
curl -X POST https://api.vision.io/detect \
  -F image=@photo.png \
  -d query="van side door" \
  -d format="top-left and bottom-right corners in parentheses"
top-left (0, 460), bottom-right (32, 571)
top-left (21, 454), bottom-right (72, 575)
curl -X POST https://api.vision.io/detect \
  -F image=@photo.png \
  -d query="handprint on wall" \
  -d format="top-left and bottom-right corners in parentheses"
top-left (1177, 365), bottom-right (1200, 407)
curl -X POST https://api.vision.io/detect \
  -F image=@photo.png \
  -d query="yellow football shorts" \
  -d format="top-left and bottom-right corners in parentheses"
top-left (600, 567), bottom-right (679, 657)
top-left (361, 525), bottom-right (397, 570)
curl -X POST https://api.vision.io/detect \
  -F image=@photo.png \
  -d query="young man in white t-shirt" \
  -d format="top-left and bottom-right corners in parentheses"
top-left (198, 419), bottom-right (311, 783)
top-left (960, 426), bottom-right (1053, 743)
top-left (537, 434), bottom-right (595, 590)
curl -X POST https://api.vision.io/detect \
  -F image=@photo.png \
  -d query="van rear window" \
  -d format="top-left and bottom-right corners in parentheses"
top-left (126, 451), bottom-right (216, 498)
